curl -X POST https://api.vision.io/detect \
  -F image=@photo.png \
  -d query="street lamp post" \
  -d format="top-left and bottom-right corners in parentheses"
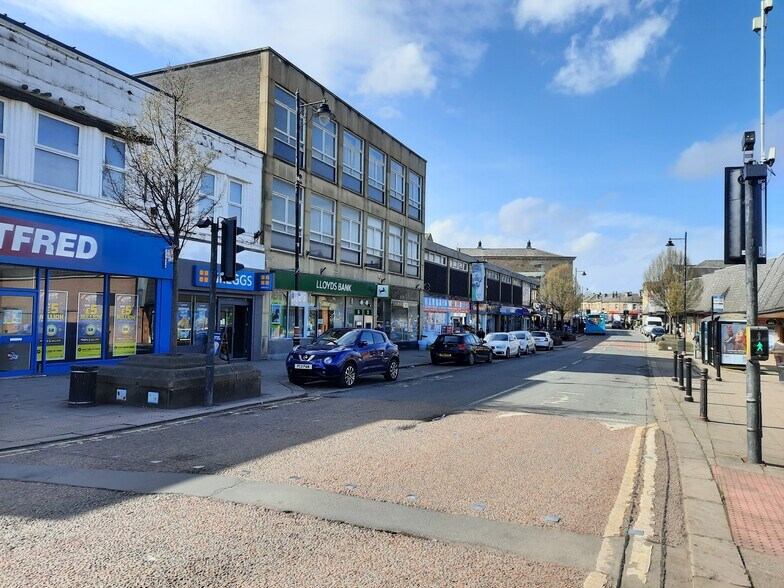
top-left (666, 232), bottom-right (688, 343)
top-left (574, 268), bottom-right (586, 331)
top-left (293, 91), bottom-right (334, 346)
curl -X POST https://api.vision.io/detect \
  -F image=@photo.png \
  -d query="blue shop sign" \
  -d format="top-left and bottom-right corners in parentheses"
top-left (193, 266), bottom-right (257, 291)
top-left (0, 207), bottom-right (171, 279)
top-left (256, 272), bottom-right (274, 291)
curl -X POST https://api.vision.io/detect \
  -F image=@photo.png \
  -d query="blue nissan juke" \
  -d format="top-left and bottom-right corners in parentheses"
top-left (286, 328), bottom-right (400, 388)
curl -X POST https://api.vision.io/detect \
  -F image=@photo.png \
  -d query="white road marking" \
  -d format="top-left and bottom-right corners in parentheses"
top-left (572, 360), bottom-right (582, 365)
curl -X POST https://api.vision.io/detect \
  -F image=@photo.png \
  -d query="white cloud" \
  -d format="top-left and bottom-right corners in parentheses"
top-left (671, 109), bottom-right (784, 180)
top-left (7, 0), bottom-right (504, 99)
top-left (567, 231), bottom-right (602, 254)
top-left (498, 197), bottom-right (561, 234)
top-left (552, 13), bottom-right (671, 95)
top-left (514, 0), bottom-right (627, 30)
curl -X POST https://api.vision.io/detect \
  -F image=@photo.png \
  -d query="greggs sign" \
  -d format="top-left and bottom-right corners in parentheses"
top-left (0, 207), bottom-right (172, 279)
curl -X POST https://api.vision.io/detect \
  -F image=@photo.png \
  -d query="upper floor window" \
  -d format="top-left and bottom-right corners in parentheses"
top-left (501, 275), bottom-right (512, 284)
top-left (342, 130), bottom-right (363, 194)
top-left (228, 180), bottom-right (243, 226)
top-left (198, 173), bottom-right (216, 218)
top-left (271, 177), bottom-right (299, 252)
top-left (366, 216), bottom-right (384, 270)
top-left (102, 137), bottom-right (125, 200)
top-left (389, 159), bottom-right (405, 213)
top-left (487, 270), bottom-right (499, 280)
top-left (425, 252), bottom-right (446, 266)
top-left (388, 224), bottom-right (404, 274)
top-left (0, 101), bottom-right (5, 176)
top-left (406, 232), bottom-right (421, 277)
top-left (34, 113), bottom-right (79, 192)
top-left (273, 86), bottom-right (303, 166)
top-left (368, 146), bottom-right (386, 204)
top-left (340, 206), bottom-right (362, 265)
top-left (450, 259), bottom-right (468, 271)
top-left (312, 116), bottom-right (337, 182)
top-left (309, 193), bottom-right (335, 260)
top-left (407, 171), bottom-right (422, 220)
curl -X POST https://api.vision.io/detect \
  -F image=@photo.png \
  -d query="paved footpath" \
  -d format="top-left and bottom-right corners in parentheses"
top-left (647, 345), bottom-right (784, 587)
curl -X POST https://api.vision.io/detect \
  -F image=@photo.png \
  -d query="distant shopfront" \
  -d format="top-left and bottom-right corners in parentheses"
top-left (0, 207), bottom-right (172, 377)
top-left (422, 296), bottom-right (470, 343)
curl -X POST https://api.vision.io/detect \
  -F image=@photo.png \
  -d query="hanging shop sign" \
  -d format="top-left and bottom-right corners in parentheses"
top-left (76, 292), bottom-right (103, 360)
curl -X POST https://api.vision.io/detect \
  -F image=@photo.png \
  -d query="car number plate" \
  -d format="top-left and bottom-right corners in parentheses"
top-left (439, 353), bottom-right (451, 358)
top-left (294, 363), bottom-right (312, 370)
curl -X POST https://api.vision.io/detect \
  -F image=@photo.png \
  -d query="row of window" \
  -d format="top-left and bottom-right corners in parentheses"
top-left (273, 86), bottom-right (423, 221)
top-left (271, 177), bottom-right (421, 277)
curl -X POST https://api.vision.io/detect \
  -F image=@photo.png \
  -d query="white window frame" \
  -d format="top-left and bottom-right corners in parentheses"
top-left (0, 100), bottom-right (5, 176)
top-left (342, 131), bottom-right (363, 180)
top-left (198, 172), bottom-right (217, 218)
top-left (271, 177), bottom-right (300, 238)
top-left (406, 231), bottom-right (420, 277)
top-left (487, 270), bottom-right (499, 280)
top-left (34, 112), bottom-right (80, 192)
top-left (407, 171), bottom-right (422, 220)
top-left (389, 224), bottom-right (404, 274)
top-left (273, 86), bottom-right (304, 162)
top-left (449, 258), bottom-right (467, 271)
top-left (389, 159), bottom-right (405, 211)
top-left (425, 252), bottom-right (446, 266)
top-left (228, 180), bottom-right (243, 226)
top-left (340, 206), bottom-right (362, 264)
top-left (312, 117), bottom-right (337, 168)
top-left (501, 275), bottom-right (512, 284)
top-left (101, 136), bottom-right (126, 200)
top-left (366, 216), bottom-right (384, 269)
top-left (309, 193), bottom-right (335, 259)
top-left (368, 145), bottom-right (386, 192)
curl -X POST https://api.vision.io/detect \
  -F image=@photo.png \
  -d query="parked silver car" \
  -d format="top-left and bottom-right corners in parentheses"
top-left (531, 330), bottom-right (554, 351)
top-left (509, 331), bottom-right (537, 355)
top-left (484, 332), bottom-right (521, 358)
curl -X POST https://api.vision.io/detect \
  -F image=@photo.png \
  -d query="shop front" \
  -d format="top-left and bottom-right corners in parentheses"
top-left (0, 207), bottom-right (172, 377)
top-left (499, 306), bottom-right (531, 332)
top-left (379, 286), bottom-right (420, 348)
top-left (422, 296), bottom-right (471, 343)
top-left (175, 259), bottom-right (272, 362)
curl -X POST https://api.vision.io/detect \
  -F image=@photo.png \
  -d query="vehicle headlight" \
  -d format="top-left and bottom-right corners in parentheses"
top-left (323, 357), bottom-right (333, 365)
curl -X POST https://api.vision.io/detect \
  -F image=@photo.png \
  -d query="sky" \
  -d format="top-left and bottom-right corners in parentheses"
top-left (5, 0), bottom-right (782, 293)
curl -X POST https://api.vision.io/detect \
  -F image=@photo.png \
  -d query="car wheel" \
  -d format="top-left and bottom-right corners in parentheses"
top-left (339, 362), bottom-right (357, 388)
top-left (532, 346), bottom-right (536, 355)
top-left (431, 355), bottom-right (440, 365)
top-left (384, 357), bottom-right (400, 381)
top-left (517, 346), bottom-right (522, 357)
top-left (549, 343), bottom-right (554, 351)
top-left (466, 352), bottom-right (475, 366)
top-left (486, 351), bottom-right (493, 363)
top-left (505, 348), bottom-right (510, 359)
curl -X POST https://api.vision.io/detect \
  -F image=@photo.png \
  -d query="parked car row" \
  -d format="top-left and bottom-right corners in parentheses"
top-left (430, 330), bottom-right (553, 366)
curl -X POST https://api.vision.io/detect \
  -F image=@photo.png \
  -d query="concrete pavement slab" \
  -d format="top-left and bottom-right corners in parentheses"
top-left (688, 535), bottom-right (751, 587)
top-left (682, 497), bottom-right (735, 542)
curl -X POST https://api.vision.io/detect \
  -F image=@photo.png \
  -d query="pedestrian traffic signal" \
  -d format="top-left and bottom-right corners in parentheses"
top-left (220, 217), bottom-right (245, 281)
top-left (746, 326), bottom-right (769, 361)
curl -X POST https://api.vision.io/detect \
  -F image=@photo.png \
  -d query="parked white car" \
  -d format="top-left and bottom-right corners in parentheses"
top-left (531, 330), bottom-right (554, 351)
top-left (509, 331), bottom-right (537, 355)
top-left (484, 332), bottom-right (521, 358)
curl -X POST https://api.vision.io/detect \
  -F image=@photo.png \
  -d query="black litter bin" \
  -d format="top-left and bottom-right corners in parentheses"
top-left (69, 365), bottom-right (98, 406)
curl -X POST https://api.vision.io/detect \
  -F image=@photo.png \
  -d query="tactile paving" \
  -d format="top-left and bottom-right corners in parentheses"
top-left (712, 465), bottom-right (784, 557)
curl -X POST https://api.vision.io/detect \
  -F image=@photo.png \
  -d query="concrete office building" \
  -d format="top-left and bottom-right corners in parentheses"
top-left (140, 50), bottom-right (426, 355)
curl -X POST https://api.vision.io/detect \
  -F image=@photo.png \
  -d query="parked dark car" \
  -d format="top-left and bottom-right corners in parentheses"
top-left (430, 333), bottom-right (493, 365)
top-left (286, 328), bottom-right (399, 387)
top-left (649, 326), bottom-right (666, 341)
top-left (612, 320), bottom-right (623, 329)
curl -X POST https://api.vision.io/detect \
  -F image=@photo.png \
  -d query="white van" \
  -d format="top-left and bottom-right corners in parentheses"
top-left (641, 316), bottom-right (663, 336)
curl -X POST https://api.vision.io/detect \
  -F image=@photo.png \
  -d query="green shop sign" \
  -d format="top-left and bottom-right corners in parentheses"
top-left (273, 271), bottom-right (378, 297)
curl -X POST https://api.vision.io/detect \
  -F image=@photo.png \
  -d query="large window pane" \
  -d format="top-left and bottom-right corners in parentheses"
top-left (38, 114), bottom-right (79, 154)
top-left (108, 276), bottom-right (156, 357)
top-left (46, 270), bottom-right (104, 363)
top-left (0, 264), bottom-right (36, 289)
top-left (34, 149), bottom-right (79, 191)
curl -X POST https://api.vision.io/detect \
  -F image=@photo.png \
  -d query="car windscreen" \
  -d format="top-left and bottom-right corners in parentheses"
top-left (335, 331), bottom-right (360, 346)
top-left (531, 331), bottom-right (547, 337)
top-left (435, 335), bottom-right (463, 344)
top-left (486, 334), bottom-right (507, 341)
top-left (314, 329), bottom-right (350, 345)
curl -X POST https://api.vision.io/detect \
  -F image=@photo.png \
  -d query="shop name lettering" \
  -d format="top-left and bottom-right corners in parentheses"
top-left (0, 222), bottom-right (98, 259)
top-left (315, 279), bottom-right (352, 293)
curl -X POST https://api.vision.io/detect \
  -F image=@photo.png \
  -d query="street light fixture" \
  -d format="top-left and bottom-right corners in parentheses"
top-left (293, 91), bottom-right (335, 345)
top-left (666, 232), bottom-right (688, 342)
top-left (574, 268), bottom-right (587, 321)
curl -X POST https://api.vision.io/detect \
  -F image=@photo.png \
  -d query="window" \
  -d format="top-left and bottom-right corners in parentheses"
top-left (341, 206), bottom-right (362, 265)
top-left (407, 171), bottom-right (422, 220)
top-left (449, 258), bottom-right (468, 271)
top-left (487, 270), bottom-right (499, 280)
top-left (501, 275), bottom-right (512, 284)
top-left (273, 86), bottom-right (303, 166)
top-left (372, 331), bottom-right (385, 345)
top-left (389, 225), bottom-right (404, 274)
top-left (310, 194), bottom-right (335, 260)
top-left (389, 160), bottom-right (405, 213)
top-left (101, 137), bottom-right (125, 199)
top-left (366, 216), bottom-right (384, 270)
top-left (425, 252), bottom-right (446, 265)
top-left (0, 101), bottom-right (5, 175)
top-left (406, 232), bottom-right (420, 277)
top-left (312, 116), bottom-right (337, 182)
top-left (342, 130), bottom-right (363, 194)
top-left (34, 113), bottom-right (79, 191)
top-left (198, 173), bottom-right (216, 218)
top-left (368, 146), bottom-right (386, 203)
top-left (271, 177), bottom-right (299, 252)
top-left (228, 180), bottom-right (243, 225)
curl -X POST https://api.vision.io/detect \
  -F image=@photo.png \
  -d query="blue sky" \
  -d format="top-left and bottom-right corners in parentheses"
top-left (6, 0), bottom-right (782, 293)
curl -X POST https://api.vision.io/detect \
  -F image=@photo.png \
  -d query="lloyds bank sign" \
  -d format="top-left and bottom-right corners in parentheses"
top-left (273, 270), bottom-right (377, 298)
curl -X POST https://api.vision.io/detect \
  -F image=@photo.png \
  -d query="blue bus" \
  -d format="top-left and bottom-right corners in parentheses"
top-left (585, 313), bottom-right (606, 335)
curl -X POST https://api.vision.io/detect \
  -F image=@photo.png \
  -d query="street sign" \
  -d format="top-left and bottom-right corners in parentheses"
top-left (712, 295), bottom-right (725, 314)
top-left (746, 326), bottom-right (769, 361)
top-left (290, 290), bottom-right (308, 307)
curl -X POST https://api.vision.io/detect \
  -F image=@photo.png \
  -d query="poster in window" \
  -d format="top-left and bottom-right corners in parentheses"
top-left (37, 290), bottom-right (68, 361)
top-left (113, 294), bottom-right (138, 357)
top-left (720, 322), bottom-right (746, 366)
top-left (271, 303), bottom-right (282, 325)
top-left (193, 303), bottom-right (209, 345)
top-left (76, 292), bottom-right (103, 360)
top-left (177, 302), bottom-right (192, 343)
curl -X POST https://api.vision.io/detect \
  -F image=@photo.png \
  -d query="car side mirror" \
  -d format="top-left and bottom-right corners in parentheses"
top-left (358, 340), bottom-right (368, 347)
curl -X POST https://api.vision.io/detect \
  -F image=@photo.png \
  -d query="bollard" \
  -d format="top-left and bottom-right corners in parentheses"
top-left (716, 355), bottom-right (722, 382)
top-left (673, 350), bottom-right (678, 381)
top-left (699, 368), bottom-right (709, 421)
top-left (678, 352), bottom-right (685, 390)
top-left (684, 357), bottom-right (694, 402)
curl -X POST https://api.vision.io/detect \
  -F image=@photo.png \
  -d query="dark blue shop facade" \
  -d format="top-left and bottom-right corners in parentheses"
top-left (0, 207), bottom-right (172, 377)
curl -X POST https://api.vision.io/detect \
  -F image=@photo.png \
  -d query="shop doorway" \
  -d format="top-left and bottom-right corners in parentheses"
top-left (0, 290), bottom-right (37, 375)
top-left (219, 298), bottom-right (251, 361)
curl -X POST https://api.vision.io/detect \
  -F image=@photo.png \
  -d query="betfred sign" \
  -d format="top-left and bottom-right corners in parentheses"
top-left (0, 207), bottom-right (172, 279)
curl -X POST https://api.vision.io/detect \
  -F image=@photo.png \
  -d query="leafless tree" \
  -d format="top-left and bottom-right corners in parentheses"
top-left (539, 263), bottom-right (583, 326)
top-left (106, 68), bottom-right (217, 354)
top-left (643, 248), bottom-right (702, 328)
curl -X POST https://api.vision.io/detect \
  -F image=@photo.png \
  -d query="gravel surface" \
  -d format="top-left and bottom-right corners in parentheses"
top-left (0, 481), bottom-right (586, 587)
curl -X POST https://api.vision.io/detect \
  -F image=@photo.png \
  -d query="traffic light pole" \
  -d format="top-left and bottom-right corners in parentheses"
top-left (204, 220), bottom-right (218, 407)
top-left (745, 174), bottom-right (762, 464)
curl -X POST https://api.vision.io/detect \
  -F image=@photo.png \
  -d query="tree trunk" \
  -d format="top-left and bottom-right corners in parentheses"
top-left (170, 252), bottom-right (180, 355)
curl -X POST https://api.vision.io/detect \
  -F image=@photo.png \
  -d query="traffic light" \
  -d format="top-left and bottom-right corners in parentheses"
top-left (746, 326), bottom-right (769, 361)
top-left (220, 217), bottom-right (245, 281)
